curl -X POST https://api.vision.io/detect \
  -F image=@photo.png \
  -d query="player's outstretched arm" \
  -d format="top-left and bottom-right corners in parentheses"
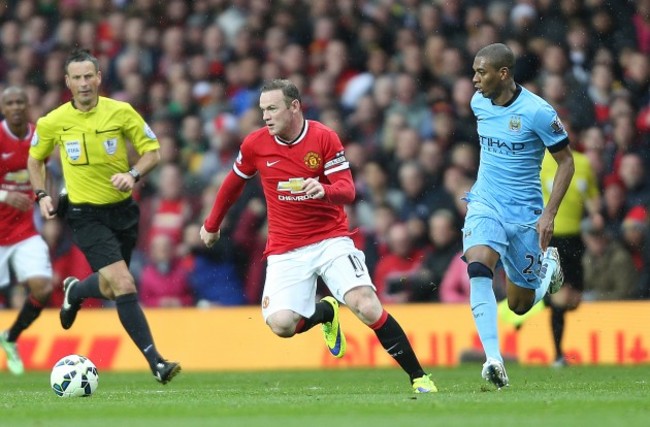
top-left (202, 169), bottom-right (247, 244)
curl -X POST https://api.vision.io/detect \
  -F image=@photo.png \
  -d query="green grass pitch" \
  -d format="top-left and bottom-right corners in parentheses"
top-left (1, 365), bottom-right (649, 427)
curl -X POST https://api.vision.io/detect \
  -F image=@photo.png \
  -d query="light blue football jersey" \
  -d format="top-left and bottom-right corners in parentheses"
top-left (467, 85), bottom-right (568, 224)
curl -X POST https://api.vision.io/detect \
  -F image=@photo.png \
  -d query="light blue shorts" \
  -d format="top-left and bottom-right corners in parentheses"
top-left (462, 201), bottom-right (542, 289)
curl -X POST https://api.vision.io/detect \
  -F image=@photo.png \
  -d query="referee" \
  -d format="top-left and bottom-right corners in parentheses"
top-left (27, 49), bottom-right (180, 384)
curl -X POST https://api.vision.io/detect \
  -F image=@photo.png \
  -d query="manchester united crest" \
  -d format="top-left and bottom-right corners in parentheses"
top-left (304, 151), bottom-right (321, 169)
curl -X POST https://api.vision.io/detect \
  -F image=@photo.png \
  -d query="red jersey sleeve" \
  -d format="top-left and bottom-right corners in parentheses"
top-left (321, 130), bottom-right (355, 204)
top-left (203, 170), bottom-right (247, 232)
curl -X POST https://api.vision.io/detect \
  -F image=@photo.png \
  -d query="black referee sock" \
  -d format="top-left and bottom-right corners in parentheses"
top-left (7, 296), bottom-right (45, 342)
top-left (373, 313), bottom-right (425, 381)
top-left (70, 273), bottom-right (106, 303)
top-left (295, 301), bottom-right (334, 334)
top-left (115, 293), bottom-right (161, 368)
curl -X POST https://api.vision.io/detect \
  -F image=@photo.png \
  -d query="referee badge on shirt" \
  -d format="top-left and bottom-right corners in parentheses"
top-left (144, 122), bottom-right (157, 139)
top-left (65, 140), bottom-right (82, 161)
top-left (104, 138), bottom-right (118, 155)
top-left (30, 132), bottom-right (39, 146)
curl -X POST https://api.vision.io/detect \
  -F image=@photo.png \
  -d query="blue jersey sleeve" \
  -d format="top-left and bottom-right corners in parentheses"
top-left (533, 103), bottom-right (568, 151)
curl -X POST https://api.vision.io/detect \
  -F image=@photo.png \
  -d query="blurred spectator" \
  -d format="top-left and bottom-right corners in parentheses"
top-left (622, 50), bottom-right (650, 98)
top-left (632, 0), bottom-right (650, 54)
top-left (397, 160), bottom-right (455, 225)
top-left (138, 163), bottom-right (197, 256)
top-left (139, 234), bottom-right (194, 308)
top-left (418, 140), bottom-right (446, 188)
top-left (450, 77), bottom-right (479, 144)
top-left (587, 63), bottom-right (619, 125)
top-left (618, 152), bottom-right (650, 208)
top-left (182, 222), bottom-right (245, 307)
top-left (620, 205), bottom-right (649, 280)
top-left (355, 158), bottom-right (404, 230)
top-left (411, 209), bottom-right (462, 302)
top-left (231, 197), bottom-right (267, 305)
top-left (200, 112), bottom-right (241, 183)
top-left (373, 222), bottom-right (426, 303)
top-left (581, 219), bottom-right (637, 301)
top-left (385, 73), bottom-right (434, 139)
top-left (345, 94), bottom-right (383, 154)
top-left (581, 126), bottom-right (607, 180)
top-left (600, 174), bottom-right (628, 239)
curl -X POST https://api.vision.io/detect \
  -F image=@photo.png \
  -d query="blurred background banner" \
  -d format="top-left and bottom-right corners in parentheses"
top-left (1, 302), bottom-right (649, 372)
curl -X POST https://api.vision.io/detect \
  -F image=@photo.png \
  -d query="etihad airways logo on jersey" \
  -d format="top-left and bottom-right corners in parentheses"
top-left (478, 135), bottom-right (524, 155)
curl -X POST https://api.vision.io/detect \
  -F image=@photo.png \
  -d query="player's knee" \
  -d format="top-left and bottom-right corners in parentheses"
top-left (266, 313), bottom-right (297, 338)
top-left (28, 278), bottom-right (53, 303)
top-left (467, 262), bottom-right (493, 279)
top-left (508, 301), bottom-right (530, 316)
top-left (344, 286), bottom-right (382, 324)
top-left (508, 296), bottom-right (534, 315)
top-left (111, 275), bottom-right (137, 295)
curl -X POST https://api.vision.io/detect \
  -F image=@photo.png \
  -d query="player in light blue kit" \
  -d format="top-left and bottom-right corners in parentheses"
top-left (463, 43), bottom-right (575, 389)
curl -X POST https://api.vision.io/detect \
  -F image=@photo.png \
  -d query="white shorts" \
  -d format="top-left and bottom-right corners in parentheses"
top-left (262, 236), bottom-right (375, 321)
top-left (0, 235), bottom-right (52, 287)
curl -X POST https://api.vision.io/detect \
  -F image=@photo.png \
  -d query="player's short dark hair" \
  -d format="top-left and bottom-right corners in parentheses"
top-left (64, 49), bottom-right (99, 75)
top-left (261, 79), bottom-right (301, 107)
top-left (1, 86), bottom-right (27, 103)
top-left (475, 43), bottom-right (515, 71)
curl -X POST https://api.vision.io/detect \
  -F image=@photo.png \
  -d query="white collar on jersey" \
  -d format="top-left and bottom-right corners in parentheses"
top-left (274, 120), bottom-right (309, 146)
top-left (1, 120), bottom-right (33, 141)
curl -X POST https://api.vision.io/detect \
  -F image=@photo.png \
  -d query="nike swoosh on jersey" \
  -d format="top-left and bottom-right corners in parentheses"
top-left (266, 160), bottom-right (280, 167)
top-left (63, 126), bottom-right (74, 131)
top-left (1, 152), bottom-right (14, 159)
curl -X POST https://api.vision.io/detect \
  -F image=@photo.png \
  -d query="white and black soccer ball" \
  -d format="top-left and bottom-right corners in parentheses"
top-left (50, 355), bottom-right (99, 398)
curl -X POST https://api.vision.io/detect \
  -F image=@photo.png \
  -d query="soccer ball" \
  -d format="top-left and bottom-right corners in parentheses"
top-left (50, 355), bottom-right (99, 398)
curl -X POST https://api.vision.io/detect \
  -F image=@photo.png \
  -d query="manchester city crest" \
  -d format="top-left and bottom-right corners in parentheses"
top-left (508, 115), bottom-right (522, 133)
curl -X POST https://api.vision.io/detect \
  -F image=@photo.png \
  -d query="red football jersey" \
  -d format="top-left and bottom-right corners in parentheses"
top-left (234, 120), bottom-right (352, 255)
top-left (0, 120), bottom-right (37, 245)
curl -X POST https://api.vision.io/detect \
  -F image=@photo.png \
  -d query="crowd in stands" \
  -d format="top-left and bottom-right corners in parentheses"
top-left (1, 0), bottom-right (650, 308)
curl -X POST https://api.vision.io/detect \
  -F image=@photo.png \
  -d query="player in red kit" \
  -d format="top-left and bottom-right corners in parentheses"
top-left (0, 86), bottom-right (53, 375)
top-left (200, 80), bottom-right (436, 393)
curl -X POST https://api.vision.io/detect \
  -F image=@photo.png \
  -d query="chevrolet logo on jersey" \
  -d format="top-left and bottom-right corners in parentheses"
top-left (277, 178), bottom-right (305, 194)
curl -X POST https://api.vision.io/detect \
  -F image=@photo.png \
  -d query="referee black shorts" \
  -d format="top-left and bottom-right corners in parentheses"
top-left (549, 234), bottom-right (585, 291)
top-left (65, 197), bottom-right (140, 272)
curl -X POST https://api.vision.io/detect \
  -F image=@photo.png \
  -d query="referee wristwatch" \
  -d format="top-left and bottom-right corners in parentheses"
top-left (34, 189), bottom-right (49, 203)
top-left (128, 167), bottom-right (141, 182)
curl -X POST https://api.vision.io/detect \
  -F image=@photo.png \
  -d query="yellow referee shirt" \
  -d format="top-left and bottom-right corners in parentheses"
top-left (541, 150), bottom-right (599, 236)
top-left (29, 97), bottom-right (159, 205)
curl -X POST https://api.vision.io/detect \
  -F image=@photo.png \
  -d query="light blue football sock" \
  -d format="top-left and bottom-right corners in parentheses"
top-left (470, 277), bottom-right (502, 363)
top-left (534, 253), bottom-right (559, 304)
